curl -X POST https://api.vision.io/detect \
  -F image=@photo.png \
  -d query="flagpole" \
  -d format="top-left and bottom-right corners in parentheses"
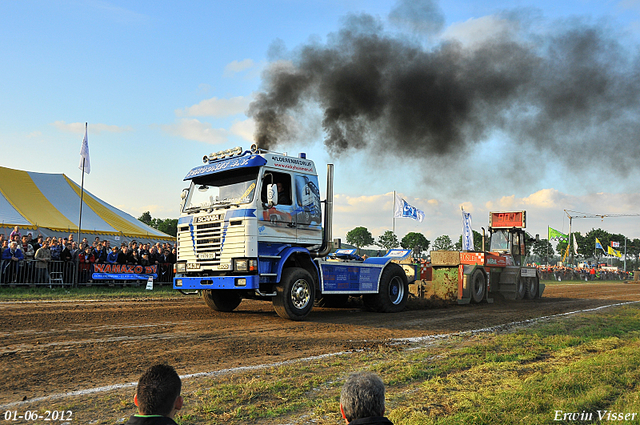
top-left (77, 122), bottom-right (87, 245)
top-left (392, 191), bottom-right (396, 234)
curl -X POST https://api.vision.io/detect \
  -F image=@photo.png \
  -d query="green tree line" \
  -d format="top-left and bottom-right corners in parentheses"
top-left (138, 211), bottom-right (178, 237)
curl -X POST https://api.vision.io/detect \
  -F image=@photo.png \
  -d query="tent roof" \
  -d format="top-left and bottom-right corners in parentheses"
top-left (0, 166), bottom-right (173, 240)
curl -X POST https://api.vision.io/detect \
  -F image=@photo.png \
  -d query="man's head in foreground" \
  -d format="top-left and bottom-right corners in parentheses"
top-left (340, 371), bottom-right (386, 423)
top-left (134, 364), bottom-right (183, 418)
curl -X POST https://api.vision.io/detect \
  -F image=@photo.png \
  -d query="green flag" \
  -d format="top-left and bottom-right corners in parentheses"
top-left (548, 226), bottom-right (568, 241)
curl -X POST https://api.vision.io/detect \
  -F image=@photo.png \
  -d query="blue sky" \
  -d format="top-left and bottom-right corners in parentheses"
top-left (2, 0), bottom-right (640, 249)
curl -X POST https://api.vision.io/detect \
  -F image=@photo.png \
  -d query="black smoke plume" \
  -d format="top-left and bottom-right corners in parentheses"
top-left (247, 2), bottom-right (640, 179)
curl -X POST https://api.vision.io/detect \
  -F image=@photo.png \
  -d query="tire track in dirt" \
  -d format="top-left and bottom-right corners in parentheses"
top-left (1, 283), bottom-right (639, 405)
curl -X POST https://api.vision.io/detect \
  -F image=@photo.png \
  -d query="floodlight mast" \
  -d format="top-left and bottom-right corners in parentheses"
top-left (563, 209), bottom-right (640, 271)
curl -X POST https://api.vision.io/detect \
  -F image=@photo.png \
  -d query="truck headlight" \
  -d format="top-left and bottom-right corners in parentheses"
top-left (175, 279), bottom-right (183, 287)
top-left (176, 263), bottom-right (187, 273)
top-left (233, 259), bottom-right (258, 272)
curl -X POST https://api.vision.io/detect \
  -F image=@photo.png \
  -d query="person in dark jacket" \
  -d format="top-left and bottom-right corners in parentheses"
top-left (124, 364), bottom-right (183, 425)
top-left (340, 372), bottom-right (393, 425)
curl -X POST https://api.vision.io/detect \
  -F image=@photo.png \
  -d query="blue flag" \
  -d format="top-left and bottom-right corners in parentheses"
top-left (394, 196), bottom-right (424, 222)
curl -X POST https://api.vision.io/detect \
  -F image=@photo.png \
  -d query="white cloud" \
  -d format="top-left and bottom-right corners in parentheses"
top-left (51, 121), bottom-right (133, 134)
top-left (223, 59), bottom-right (255, 77)
top-left (230, 118), bottom-right (255, 142)
top-left (441, 15), bottom-right (518, 47)
top-left (175, 96), bottom-right (250, 117)
top-left (161, 119), bottom-right (228, 144)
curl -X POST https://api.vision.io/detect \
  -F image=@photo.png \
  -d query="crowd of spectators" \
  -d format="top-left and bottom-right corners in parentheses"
top-left (534, 264), bottom-right (633, 281)
top-left (1, 226), bottom-right (176, 285)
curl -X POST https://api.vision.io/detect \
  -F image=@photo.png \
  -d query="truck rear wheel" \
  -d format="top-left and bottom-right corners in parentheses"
top-left (470, 269), bottom-right (486, 303)
top-left (363, 264), bottom-right (408, 313)
top-left (525, 277), bottom-right (539, 299)
top-left (273, 267), bottom-right (315, 320)
top-left (202, 290), bottom-right (242, 312)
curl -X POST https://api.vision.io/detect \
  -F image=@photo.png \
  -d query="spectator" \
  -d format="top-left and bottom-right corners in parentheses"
top-left (34, 241), bottom-right (51, 283)
top-left (9, 226), bottom-right (21, 242)
top-left (2, 241), bottom-right (24, 283)
top-left (94, 243), bottom-right (107, 263)
top-left (340, 372), bottom-right (393, 425)
top-left (125, 364), bottom-right (183, 425)
top-left (78, 246), bottom-right (95, 283)
top-left (50, 239), bottom-right (62, 261)
top-left (20, 235), bottom-right (35, 282)
top-left (61, 243), bottom-right (74, 283)
top-left (117, 245), bottom-right (129, 264)
top-left (107, 246), bottom-right (119, 264)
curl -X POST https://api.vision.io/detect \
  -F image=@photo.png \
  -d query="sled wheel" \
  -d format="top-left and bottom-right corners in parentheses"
top-left (525, 276), bottom-right (539, 299)
top-left (363, 263), bottom-right (408, 313)
top-left (202, 289), bottom-right (242, 312)
top-left (273, 267), bottom-right (315, 320)
top-left (470, 269), bottom-right (486, 303)
top-left (515, 275), bottom-right (526, 300)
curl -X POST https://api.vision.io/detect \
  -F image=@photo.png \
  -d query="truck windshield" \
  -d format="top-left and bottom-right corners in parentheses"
top-left (183, 169), bottom-right (258, 212)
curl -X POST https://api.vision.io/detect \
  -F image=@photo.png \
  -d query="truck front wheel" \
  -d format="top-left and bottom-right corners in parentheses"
top-left (363, 264), bottom-right (408, 313)
top-left (202, 290), bottom-right (242, 312)
top-left (273, 267), bottom-right (315, 320)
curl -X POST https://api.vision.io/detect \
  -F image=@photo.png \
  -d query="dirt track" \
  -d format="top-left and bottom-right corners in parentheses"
top-left (2, 283), bottom-right (640, 407)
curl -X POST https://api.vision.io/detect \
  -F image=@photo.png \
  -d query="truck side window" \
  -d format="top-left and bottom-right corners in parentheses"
top-left (261, 171), bottom-right (292, 206)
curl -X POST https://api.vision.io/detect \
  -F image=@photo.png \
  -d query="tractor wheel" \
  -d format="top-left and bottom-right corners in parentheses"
top-left (273, 267), bottom-right (315, 320)
top-left (315, 294), bottom-right (350, 308)
top-left (525, 276), bottom-right (539, 299)
top-left (202, 289), bottom-right (242, 312)
top-left (363, 264), bottom-right (408, 313)
top-left (515, 275), bottom-right (526, 300)
top-left (470, 269), bottom-right (486, 303)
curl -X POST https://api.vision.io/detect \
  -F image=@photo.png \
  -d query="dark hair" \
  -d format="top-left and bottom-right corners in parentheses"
top-left (135, 364), bottom-right (181, 416)
top-left (340, 372), bottom-right (386, 421)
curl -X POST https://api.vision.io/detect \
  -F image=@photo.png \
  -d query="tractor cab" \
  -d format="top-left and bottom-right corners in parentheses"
top-left (487, 211), bottom-right (529, 266)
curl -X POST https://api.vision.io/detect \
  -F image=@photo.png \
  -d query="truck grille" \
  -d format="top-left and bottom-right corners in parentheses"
top-left (177, 218), bottom-right (246, 268)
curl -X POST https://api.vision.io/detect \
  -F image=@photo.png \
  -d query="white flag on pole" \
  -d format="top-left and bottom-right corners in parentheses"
top-left (462, 208), bottom-right (474, 251)
top-left (573, 234), bottom-right (579, 255)
top-left (79, 123), bottom-right (90, 174)
top-left (394, 196), bottom-right (424, 222)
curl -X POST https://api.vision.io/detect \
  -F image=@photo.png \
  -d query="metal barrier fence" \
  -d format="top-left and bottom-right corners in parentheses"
top-left (0, 260), bottom-right (175, 287)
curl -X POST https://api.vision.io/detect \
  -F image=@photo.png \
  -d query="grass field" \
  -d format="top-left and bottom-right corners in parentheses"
top-left (153, 303), bottom-right (640, 425)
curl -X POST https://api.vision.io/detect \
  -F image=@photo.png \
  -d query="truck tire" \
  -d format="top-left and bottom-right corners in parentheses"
top-left (363, 264), bottom-right (408, 313)
top-left (525, 277), bottom-right (539, 299)
top-left (202, 289), bottom-right (242, 312)
top-left (470, 269), bottom-right (486, 303)
top-left (315, 294), bottom-right (349, 308)
top-left (273, 267), bottom-right (315, 320)
top-left (515, 275), bottom-right (526, 300)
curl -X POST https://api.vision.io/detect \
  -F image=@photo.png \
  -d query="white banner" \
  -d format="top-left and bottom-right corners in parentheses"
top-left (462, 208), bottom-right (474, 251)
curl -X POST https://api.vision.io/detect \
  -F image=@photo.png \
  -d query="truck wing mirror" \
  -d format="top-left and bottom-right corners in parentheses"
top-left (267, 183), bottom-right (278, 207)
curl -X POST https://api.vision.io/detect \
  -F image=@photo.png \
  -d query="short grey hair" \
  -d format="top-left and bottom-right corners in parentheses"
top-left (340, 371), bottom-right (386, 421)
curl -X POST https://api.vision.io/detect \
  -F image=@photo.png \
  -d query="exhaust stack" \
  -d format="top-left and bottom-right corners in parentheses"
top-left (311, 163), bottom-right (334, 258)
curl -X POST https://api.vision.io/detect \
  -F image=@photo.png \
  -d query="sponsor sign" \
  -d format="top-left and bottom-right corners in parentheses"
top-left (266, 154), bottom-right (316, 174)
top-left (92, 263), bottom-right (158, 280)
top-left (184, 155), bottom-right (266, 179)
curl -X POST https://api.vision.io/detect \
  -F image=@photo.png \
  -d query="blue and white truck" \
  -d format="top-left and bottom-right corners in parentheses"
top-left (173, 145), bottom-right (418, 320)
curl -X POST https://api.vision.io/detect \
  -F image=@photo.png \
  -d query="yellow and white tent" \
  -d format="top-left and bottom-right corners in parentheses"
top-left (0, 166), bottom-right (173, 241)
